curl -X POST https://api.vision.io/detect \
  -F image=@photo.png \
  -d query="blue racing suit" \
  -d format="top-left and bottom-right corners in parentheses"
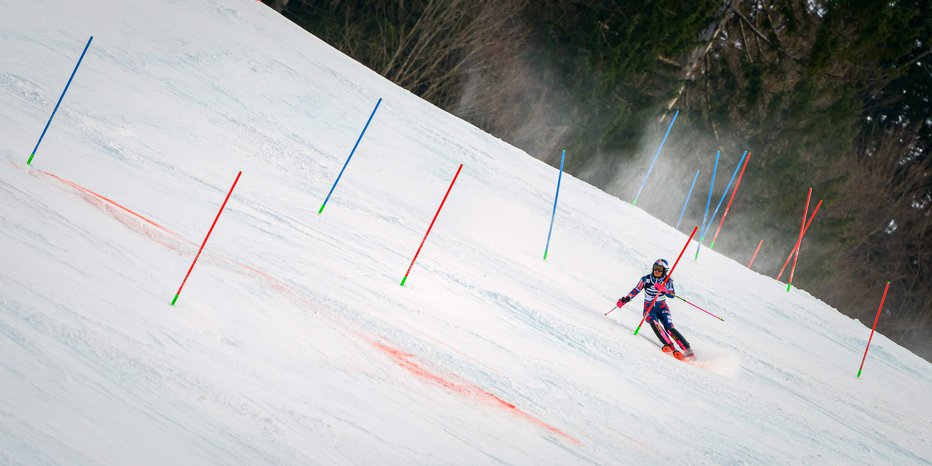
top-left (623, 274), bottom-right (690, 351)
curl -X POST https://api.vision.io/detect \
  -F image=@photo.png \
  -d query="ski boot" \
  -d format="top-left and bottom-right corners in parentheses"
top-left (661, 344), bottom-right (674, 353)
top-left (672, 350), bottom-right (686, 361)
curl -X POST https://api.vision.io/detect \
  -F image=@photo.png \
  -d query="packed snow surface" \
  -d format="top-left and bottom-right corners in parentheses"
top-left (1, 0), bottom-right (930, 464)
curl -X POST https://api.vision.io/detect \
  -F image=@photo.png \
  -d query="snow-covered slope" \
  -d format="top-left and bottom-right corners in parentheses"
top-left (1, 1), bottom-right (930, 464)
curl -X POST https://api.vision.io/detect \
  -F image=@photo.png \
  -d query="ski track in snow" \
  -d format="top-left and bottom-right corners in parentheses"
top-left (7, 154), bottom-right (929, 463)
top-left (1, 0), bottom-right (931, 464)
top-left (31, 166), bottom-right (590, 454)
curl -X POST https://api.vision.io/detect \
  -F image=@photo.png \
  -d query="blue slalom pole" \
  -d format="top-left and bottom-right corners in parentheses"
top-left (696, 151), bottom-right (719, 259)
top-left (632, 110), bottom-right (679, 206)
top-left (318, 97), bottom-right (382, 214)
top-left (544, 149), bottom-right (566, 260)
top-left (676, 168), bottom-right (700, 230)
top-left (701, 150), bottom-right (748, 240)
top-left (27, 36), bottom-right (93, 166)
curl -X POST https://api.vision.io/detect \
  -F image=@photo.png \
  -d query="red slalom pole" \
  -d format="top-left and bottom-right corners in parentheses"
top-left (747, 239), bottom-right (763, 268)
top-left (786, 187), bottom-right (812, 292)
top-left (400, 163), bottom-right (463, 286)
top-left (710, 152), bottom-right (751, 249)
top-left (776, 199), bottom-right (822, 281)
top-left (634, 226), bottom-right (698, 335)
top-left (171, 171), bottom-right (242, 305)
top-left (857, 281), bottom-right (890, 377)
top-left (674, 295), bottom-right (723, 321)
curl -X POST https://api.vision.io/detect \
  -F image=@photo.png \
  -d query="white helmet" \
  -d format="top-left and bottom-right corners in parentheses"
top-left (652, 259), bottom-right (669, 275)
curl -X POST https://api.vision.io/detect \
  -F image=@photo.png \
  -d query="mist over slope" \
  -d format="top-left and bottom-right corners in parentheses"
top-left (1, 0), bottom-right (930, 464)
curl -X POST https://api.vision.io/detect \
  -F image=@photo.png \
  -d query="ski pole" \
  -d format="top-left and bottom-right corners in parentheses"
top-left (675, 295), bottom-right (723, 321)
top-left (635, 225), bottom-right (698, 335)
top-left (604, 306), bottom-right (618, 316)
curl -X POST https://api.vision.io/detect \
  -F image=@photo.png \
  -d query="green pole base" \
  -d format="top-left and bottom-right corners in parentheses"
top-left (317, 203), bottom-right (326, 215)
top-left (786, 283), bottom-right (792, 292)
top-left (857, 368), bottom-right (862, 378)
top-left (26, 153), bottom-right (35, 165)
top-left (543, 250), bottom-right (548, 261)
top-left (170, 293), bottom-right (179, 306)
top-left (400, 276), bottom-right (407, 287)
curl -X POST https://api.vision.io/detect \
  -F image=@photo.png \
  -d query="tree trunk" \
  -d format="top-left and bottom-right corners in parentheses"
top-left (663, 0), bottom-right (734, 114)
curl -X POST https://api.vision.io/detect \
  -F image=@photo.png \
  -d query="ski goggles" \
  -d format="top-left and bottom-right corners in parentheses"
top-left (653, 265), bottom-right (666, 273)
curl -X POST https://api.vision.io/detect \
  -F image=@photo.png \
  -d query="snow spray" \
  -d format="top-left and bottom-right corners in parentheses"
top-left (701, 150), bottom-right (748, 241)
top-left (632, 110), bottom-right (679, 206)
top-left (695, 151), bottom-right (719, 259)
top-left (27, 36), bottom-right (93, 166)
top-left (400, 163), bottom-right (463, 286)
top-left (676, 168), bottom-right (700, 230)
top-left (857, 281), bottom-right (891, 378)
top-left (544, 149), bottom-right (566, 260)
top-left (710, 151), bottom-right (752, 249)
top-left (171, 171), bottom-right (242, 305)
top-left (318, 97), bottom-right (382, 214)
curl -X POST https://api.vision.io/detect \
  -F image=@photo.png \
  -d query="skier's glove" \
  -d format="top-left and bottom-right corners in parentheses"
top-left (617, 297), bottom-right (630, 307)
top-left (654, 282), bottom-right (668, 294)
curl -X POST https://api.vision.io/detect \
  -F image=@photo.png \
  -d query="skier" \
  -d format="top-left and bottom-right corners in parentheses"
top-left (617, 259), bottom-right (694, 360)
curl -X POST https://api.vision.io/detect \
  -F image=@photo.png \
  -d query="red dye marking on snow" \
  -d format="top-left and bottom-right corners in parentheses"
top-left (32, 170), bottom-right (313, 304)
top-left (25, 169), bottom-right (578, 442)
top-left (34, 170), bottom-right (189, 253)
top-left (36, 170), bottom-right (174, 234)
top-left (605, 425), bottom-right (654, 452)
top-left (38, 172), bottom-right (287, 293)
top-left (370, 340), bottom-right (581, 445)
top-left (238, 263), bottom-right (292, 294)
top-left (373, 341), bottom-right (470, 394)
top-left (23, 171), bottom-right (579, 444)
